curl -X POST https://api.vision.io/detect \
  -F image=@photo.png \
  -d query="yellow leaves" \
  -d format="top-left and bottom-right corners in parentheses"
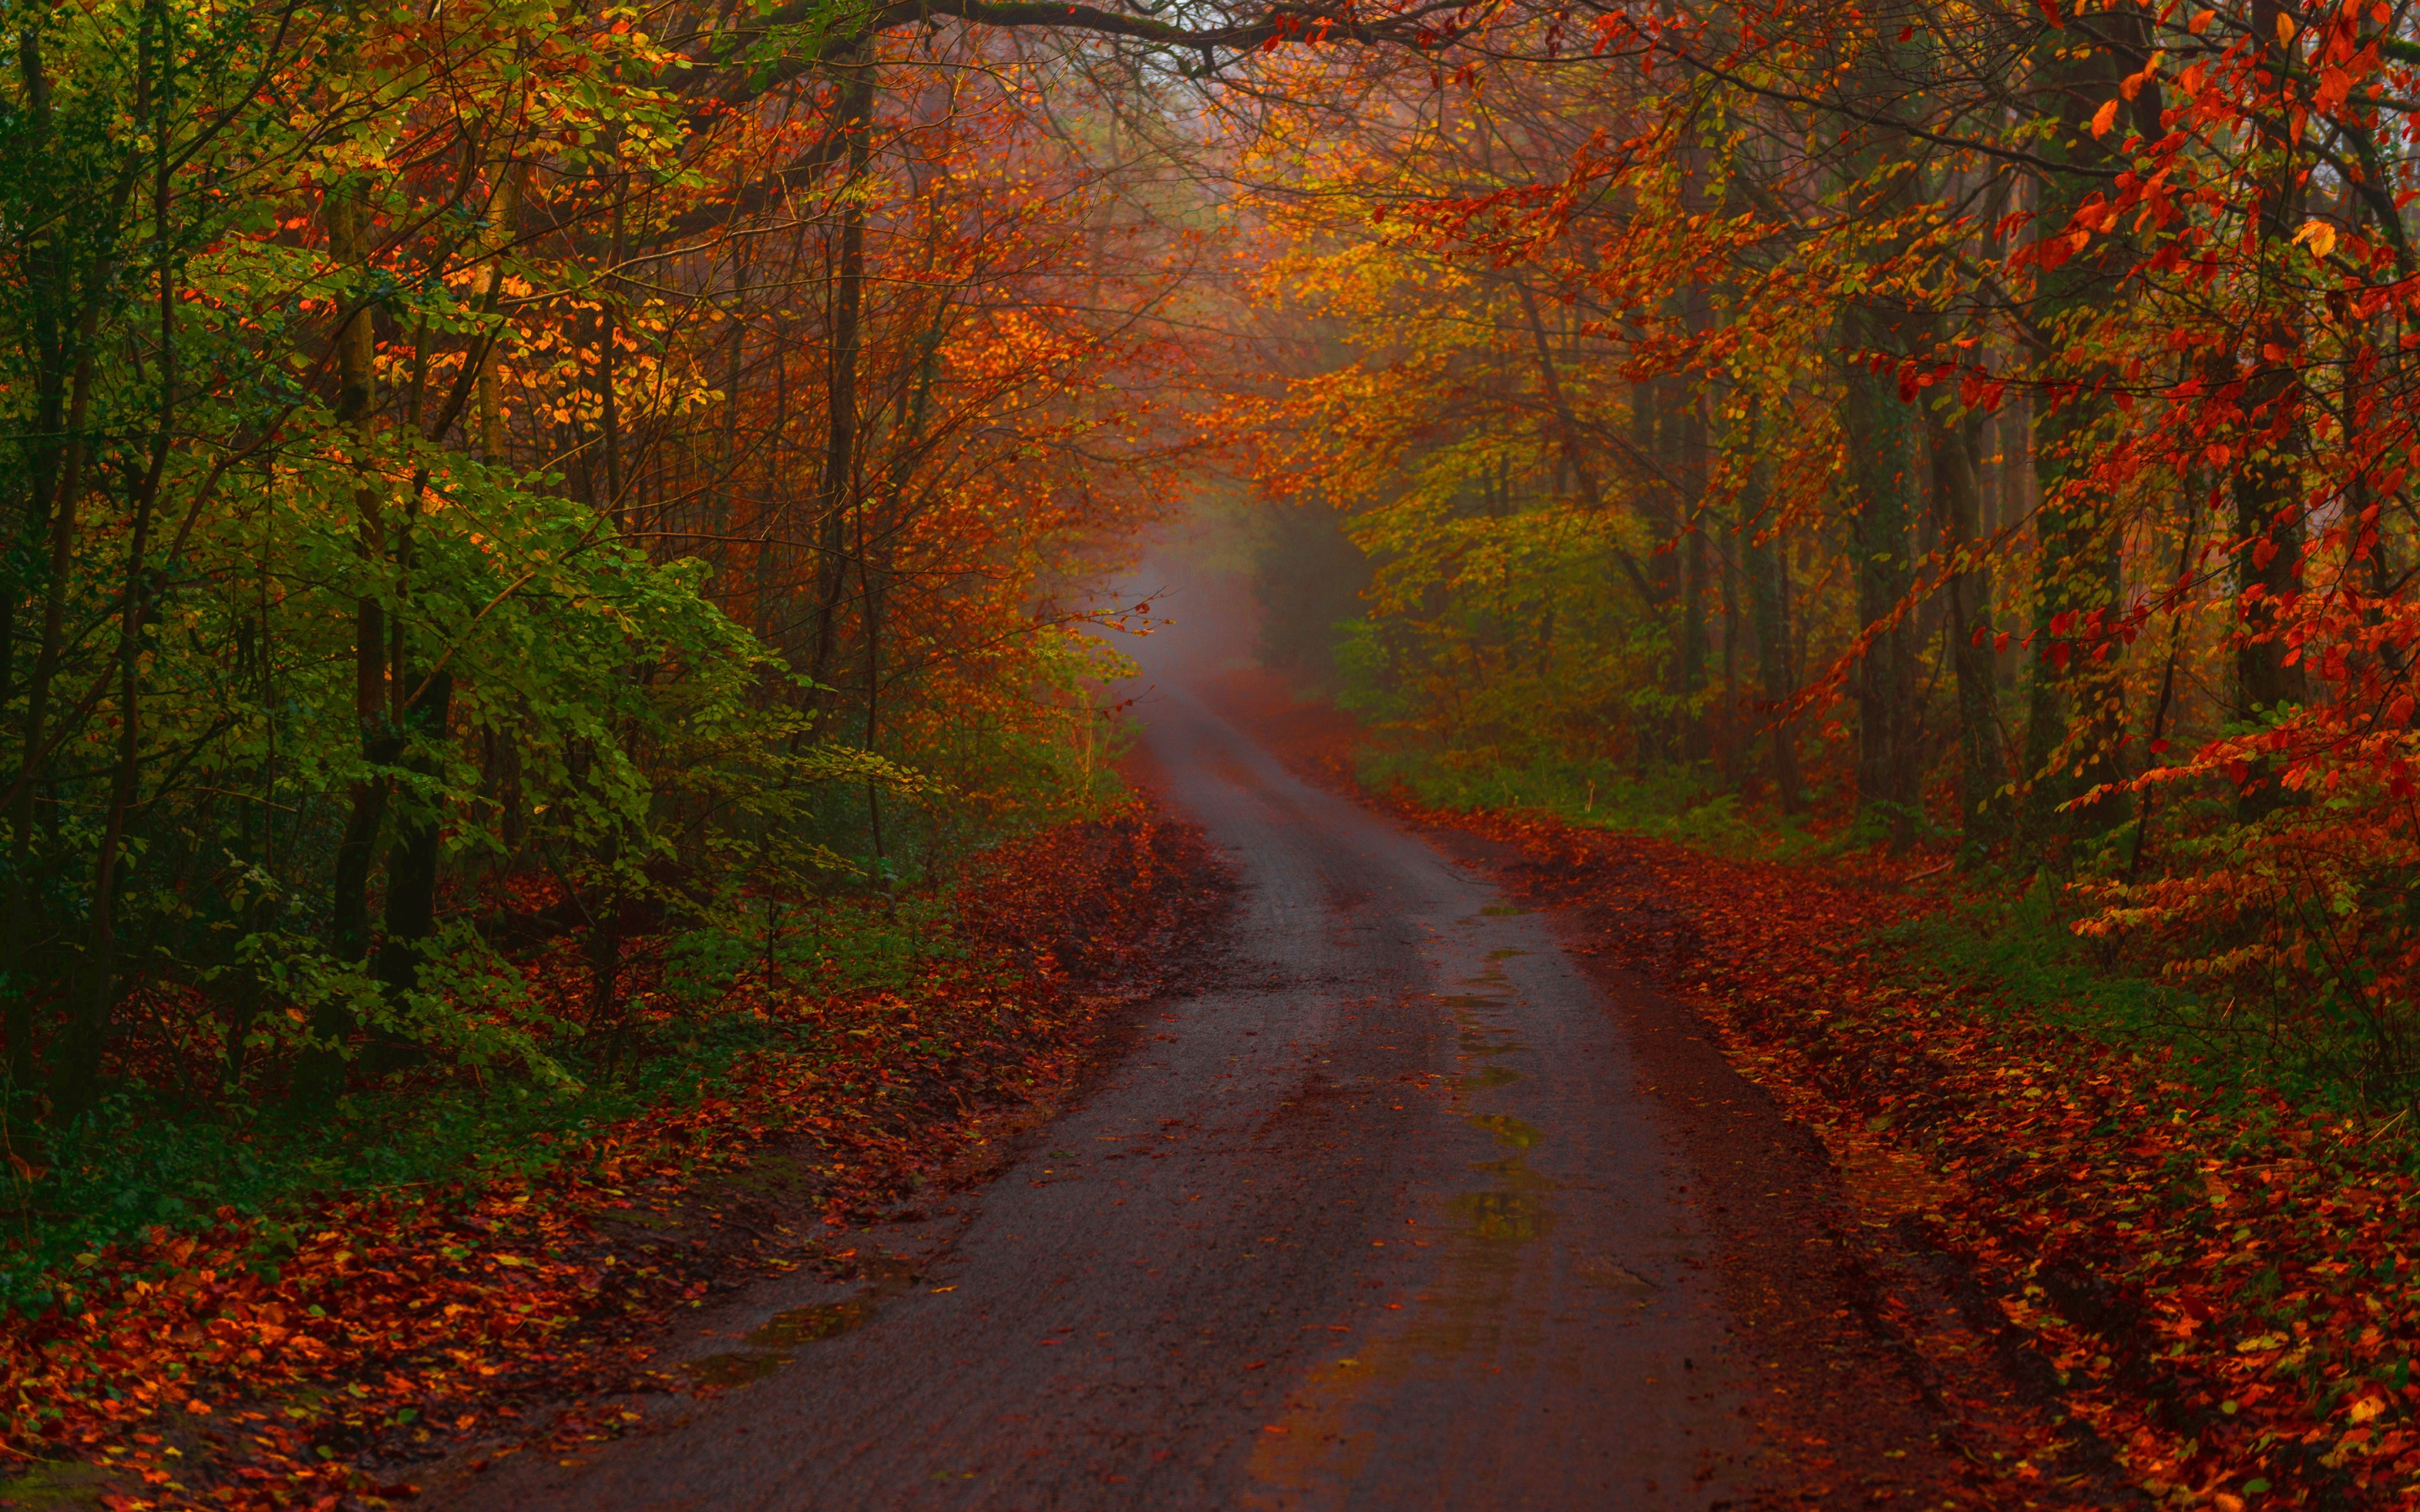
top-left (2275, 10), bottom-right (2298, 45)
top-left (2294, 219), bottom-right (2339, 259)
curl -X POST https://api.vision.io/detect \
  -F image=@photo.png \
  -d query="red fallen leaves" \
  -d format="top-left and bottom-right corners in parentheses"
top-left (3, 807), bottom-right (1218, 1509)
top-left (1395, 800), bottom-right (2420, 1509)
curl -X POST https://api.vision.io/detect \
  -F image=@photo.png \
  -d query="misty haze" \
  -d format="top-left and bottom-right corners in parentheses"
top-left (0, 0), bottom-right (2407, 1508)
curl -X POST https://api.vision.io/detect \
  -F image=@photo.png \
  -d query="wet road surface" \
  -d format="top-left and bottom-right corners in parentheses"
top-left (453, 688), bottom-right (1760, 1509)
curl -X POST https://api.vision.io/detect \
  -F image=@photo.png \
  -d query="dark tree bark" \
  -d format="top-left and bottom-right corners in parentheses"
top-left (1741, 449), bottom-right (1803, 812)
top-left (368, 667), bottom-right (452, 1070)
top-left (301, 167), bottom-right (393, 1100)
top-left (1844, 322), bottom-right (1921, 841)
top-left (2018, 6), bottom-right (2144, 857)
top-left (809, 44), bottom-right (874, 701)
top-left (2232, 0), bottom-right (2309, 822)
top-left (1930, 402), bottom-right (2007, 856)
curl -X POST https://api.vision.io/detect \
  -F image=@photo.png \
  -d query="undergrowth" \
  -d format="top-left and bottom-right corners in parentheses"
top-left (1, 893), bottom-right (968, 1319)
top-left (1876, 872), bottom-right (2412, 1128)
top-left (1324, 708), bottom-right (2403, 1123)
top-left (1353, 726), bottom-right (2400, 1122)
top-left (0, 807), bottom-right (1221, 1503)
top-left (1356, 744), bottom-right (1818, 858)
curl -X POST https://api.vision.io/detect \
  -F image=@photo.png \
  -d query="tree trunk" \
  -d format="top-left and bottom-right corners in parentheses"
top-left (808, 44), bottom-right (874, 701)
top-left (2233, 0), bottom-right (2309, 822)
top-left (302, 168), bottom-right (391, 1100)
top-left (368, 667), bottom-right (452, 1071)
top-left (1741, 449), bottom-right (1802, 811)
top-left (5, 13), bottom-right (130, 1088)
top-left (64, 16), bottom-right (176, 1111)
top-left (1930, 402), bottom-right (2007, 856)
top-left (2020, 17), bottom-right (2139, 858)
top-left (475, 159), bottom-right (524, 465)
top-left (1844, 306), bottom-right (1920, 842)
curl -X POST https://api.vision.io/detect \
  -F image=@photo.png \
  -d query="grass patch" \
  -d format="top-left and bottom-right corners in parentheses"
top-left (1875, 873), bottom-right (2195, 1047)
top-left (1370, 727), bottom-right (2403, 1122)
top-left (6, 1020), bottom-right (750, 1312)
top-left (1873, 871), bottom-right (2391, 1123)
top-left (1359, 745), bottom-right (1817, 859)
top-left (661, 892), bottom-right (964, 1006)
top-left (0, 894), bottom-right (963, 1319)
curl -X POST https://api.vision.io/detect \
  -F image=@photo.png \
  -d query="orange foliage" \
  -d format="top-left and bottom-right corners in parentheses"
top-left (1404, 800), bottom-right (2420, 1509)
top-left (5, 810), bottom-right (1220, 1508)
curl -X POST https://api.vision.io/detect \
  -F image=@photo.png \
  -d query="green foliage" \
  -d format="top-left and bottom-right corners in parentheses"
top-left (662, 894), bottom-right (962, 1007)
top-left (1839, 798), bottom-right (1953, 853)
top-left (0, 884), bottom-right (973, 1316)
top-left (1333, 618), bottom-right (1413, 722)
top-left (1360, 742), bottom-right (1813, 858)
top-left (1337, 477), bottom-right (1678, 759)
top-left (1872, 875), bottom-right (2389, 1119)
top-left (0, 0), bottom-right (1133, 1118)
top-left (858, 633), bottom-right (1138, 878)
top-left (7, 1049), bottom-right (693, 1317)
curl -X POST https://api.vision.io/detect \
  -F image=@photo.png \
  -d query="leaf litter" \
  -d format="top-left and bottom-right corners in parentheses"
top-left (0, 808), bottom-right (1225, 1510)
top-left (1417, 801), bottom-right (2420, 1510)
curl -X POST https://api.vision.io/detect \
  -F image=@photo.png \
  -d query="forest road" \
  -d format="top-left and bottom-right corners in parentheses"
top-left (444, 686), bottom-right (1763, 1511)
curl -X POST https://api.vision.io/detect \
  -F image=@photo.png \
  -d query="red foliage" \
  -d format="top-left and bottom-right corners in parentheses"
top-left (3, 808), bottom-right (1219, 1509)
top-left (1399, 801), bottom-right (2420, 1509)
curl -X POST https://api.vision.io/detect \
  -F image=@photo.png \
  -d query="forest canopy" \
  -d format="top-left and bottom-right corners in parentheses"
top-left (0, 0), bottom-right (1245, 1132)
top-left (11, 0), bottom-right (2420, 1204)
top-left (18, 0), bottom-right (2420, 1501)
top-left (1210, 0), bottom-right (2420, 1104)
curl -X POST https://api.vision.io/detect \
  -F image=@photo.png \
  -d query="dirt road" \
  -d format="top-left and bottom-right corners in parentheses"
top-left (446, 688), bottom-right (1765, 1510)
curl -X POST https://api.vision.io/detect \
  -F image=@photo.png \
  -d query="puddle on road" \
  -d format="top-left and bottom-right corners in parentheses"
top-left (1464, 1112), bottom-right (1542, 1147)
top-left (1258, 894), bottom-right (1702, 1501)
top-left (1450, 1189), bottom-right (1555, 1243)
top-left (1245, 917), bottom-right (1685, 1506)
top-left (1458, 1154), bottom-right (1561, 1246)
top-left (852, 1254), bottom-right (922, 1283)
top-left (1465, 1152), bottom-right (1555, 1184)
top-left (681, 1350), bottom-right (789, 1389)
top-left (1457, 1022), bottom-right (1527, 1051)
top-left (748, 1299), bottom-right (878, 1347)
top-left (1243, 1148), bottom-right (1570, 1504)
top-left (676, 1263), bottom-right (906, 1390)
